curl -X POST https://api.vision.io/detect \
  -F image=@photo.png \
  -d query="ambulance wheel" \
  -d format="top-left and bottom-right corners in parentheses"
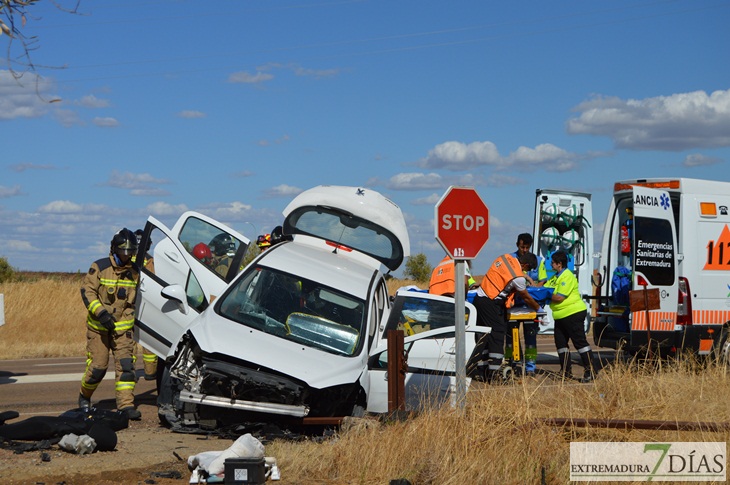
top-left (716, 328), bottom-right (730, 366)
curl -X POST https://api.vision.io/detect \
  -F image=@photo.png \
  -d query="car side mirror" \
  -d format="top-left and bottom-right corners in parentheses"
top-left (161, 284), bottom-right (189, 315)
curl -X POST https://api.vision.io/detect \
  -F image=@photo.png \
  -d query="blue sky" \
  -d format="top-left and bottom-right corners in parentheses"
top-left (1, 0), bottom-right (729, 275)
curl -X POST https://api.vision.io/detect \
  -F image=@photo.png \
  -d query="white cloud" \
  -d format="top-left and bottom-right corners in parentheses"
top-left (258, 134), bottom-right (290, 146)
top-left (0, 70), bottom-right (54, 120)
top-left (262, 184), bottom-right (304, 198)
top-left (146, 201), bottom-right (189, 216)
top-left (178, 110), bottom-right (206, 119)
top-left (228, 71), bottom-right (274, 84)
top-left (0, 185), bottom-right (22, 198)
top-left (506, 143), bottom-right (579, 171)
top-left (567, 89), bottom-right (730, 151)
top-left (682, 153), bottom-right (723, 167)
top-left (77, 95), bottom-right (110, 108)
top-left (417, 141), bottom-right (502, 171)
top-left (93, 116), bottom-right (119, 127)
top-left (104, 170), bottom-right (171, 196)
top-left (38, 200), bottom-right (83, 213)
top-left (370, 172), bottom-right (475, 191)
top-left (232, 170), bottom-right (255, 178)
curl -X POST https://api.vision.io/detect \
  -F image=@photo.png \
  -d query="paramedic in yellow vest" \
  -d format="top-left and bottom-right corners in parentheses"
top-left (133, 229), bottom-right (158, 381)
top-left (544, 250), bottom-right (596, 382)
top-left (470, 252), bottom-right (541, 383)
top-left (78, 228), bottom-right (142, 421)
top-left (428, 255), bottom-right (476, 297)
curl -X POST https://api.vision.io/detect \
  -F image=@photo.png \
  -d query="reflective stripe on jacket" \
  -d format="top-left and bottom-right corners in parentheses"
top-left (81, 255), bottom-right (139, 333)
top-left (479, 253), bottom-right (522, 308)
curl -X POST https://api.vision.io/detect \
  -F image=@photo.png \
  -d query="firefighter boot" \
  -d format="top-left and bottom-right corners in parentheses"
top-left (580, 351), bottom-right (597, 383)
top-left (78, 393), bottom-right (91, 412)
top-left (120, 407), bottom-right (141, 421)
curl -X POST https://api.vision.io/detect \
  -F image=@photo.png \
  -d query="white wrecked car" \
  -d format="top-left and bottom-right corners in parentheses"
top-left (134, 186), bottom-right (485, 432)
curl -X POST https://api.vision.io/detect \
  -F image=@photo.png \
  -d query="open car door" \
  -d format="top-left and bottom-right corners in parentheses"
top-left (134, 211), bottom-right (250, 359)
top-left (366, 290), bottom-right (489, 413)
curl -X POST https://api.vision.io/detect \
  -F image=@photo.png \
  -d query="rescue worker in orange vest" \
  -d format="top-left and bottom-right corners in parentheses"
top-left (78, 228), bottom-right (141, 420)
top-left (428, 255), bottom-right (476, 297)
top-left (133, 229), bottom-right (158, 381)
top-left (470, 252), bottom-right (541, 383)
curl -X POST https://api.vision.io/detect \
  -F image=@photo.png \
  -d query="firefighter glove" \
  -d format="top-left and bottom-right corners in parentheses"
top-left (98, 310), bottom-right (116, 332)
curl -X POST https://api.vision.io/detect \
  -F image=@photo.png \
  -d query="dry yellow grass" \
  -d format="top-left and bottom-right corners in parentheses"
top-left (0, 276), bottom-right (87, 360)
top-left (2, 277), bottom-right (729, 483)
top-left (265, 358), bottom-right (729, 484)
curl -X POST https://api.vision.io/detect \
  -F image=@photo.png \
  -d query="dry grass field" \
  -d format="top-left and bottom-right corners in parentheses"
top-left (1, 276), bottom-right (728, 484)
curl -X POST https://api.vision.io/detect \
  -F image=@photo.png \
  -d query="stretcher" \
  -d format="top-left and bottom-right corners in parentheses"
top-left (502, 306), bottom-right (547, 379)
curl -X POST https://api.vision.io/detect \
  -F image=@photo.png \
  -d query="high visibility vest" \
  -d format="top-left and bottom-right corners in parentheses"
top-left (479, 254), bottom-right (522, 308)
top-left (429, 256), bottom-right (456, 296)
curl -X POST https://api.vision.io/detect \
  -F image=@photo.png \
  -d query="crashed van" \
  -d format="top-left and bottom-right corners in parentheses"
top-left (134, 186), bottom-right (483, 432)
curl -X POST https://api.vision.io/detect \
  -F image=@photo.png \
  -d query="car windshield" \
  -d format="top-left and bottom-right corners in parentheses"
top-left (217, 266), bottom-right (366, 357)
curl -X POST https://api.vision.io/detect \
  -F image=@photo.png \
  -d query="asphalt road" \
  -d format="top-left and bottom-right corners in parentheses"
top-left (0, 355), bottom-right (158, 419)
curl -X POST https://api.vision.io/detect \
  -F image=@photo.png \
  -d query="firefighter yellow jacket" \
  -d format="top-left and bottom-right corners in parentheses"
top-left (81, 255), bottom-right (139, 334)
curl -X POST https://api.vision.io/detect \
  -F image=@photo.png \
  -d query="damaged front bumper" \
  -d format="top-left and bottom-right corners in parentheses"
top-left (178, 390), bottom-right (309, 418)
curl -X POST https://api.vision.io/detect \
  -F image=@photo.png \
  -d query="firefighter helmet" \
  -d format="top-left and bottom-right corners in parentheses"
top-left (209, 233), bottom-right (236, 257)
top-left (193, 243), bottom-right (214, 265)
top-left (256, 233), bottom-right (272, 250)
top-left (111, 228), bottom-right (138, 258)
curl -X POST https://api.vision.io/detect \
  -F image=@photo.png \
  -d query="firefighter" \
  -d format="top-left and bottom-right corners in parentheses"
top-left (256, 233), bottom-right (272, 251)
top-left (193, 242), bottom-right (216, 268)
top-left (133, 229), bottom-right (157, 381)
top-left (209, 233), bottom-right (236, 278)
top-left (544, 250), bottom-right (596, 382)
top-left (428, 255), bottom-right (476, 297)
top-left (78, 228), bottom-right (141, 420)
top-left (470, 252), bottom-right (541, 383)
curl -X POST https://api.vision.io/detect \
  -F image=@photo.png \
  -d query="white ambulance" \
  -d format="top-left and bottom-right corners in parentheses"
top-left (531, 189), bottom-right (594, 334)
top-left (592, 178), bottom-right (730, 360)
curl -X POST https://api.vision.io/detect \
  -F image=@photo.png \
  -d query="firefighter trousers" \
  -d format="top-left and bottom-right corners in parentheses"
top-left (80, 328), bottom-right (136, 410)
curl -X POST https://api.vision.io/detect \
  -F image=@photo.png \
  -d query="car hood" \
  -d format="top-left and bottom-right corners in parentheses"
top-left (187, 308), bottom-right (367, 389)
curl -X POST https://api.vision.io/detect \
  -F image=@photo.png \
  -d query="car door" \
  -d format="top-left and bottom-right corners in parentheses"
top-left (366, 291), bottom-right (488, 413)
top-left (134, 211), bottom-right (250, 359)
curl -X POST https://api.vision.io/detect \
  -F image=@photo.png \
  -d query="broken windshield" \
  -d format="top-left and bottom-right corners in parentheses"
top-left (217, 266), bottom-right (366, 356)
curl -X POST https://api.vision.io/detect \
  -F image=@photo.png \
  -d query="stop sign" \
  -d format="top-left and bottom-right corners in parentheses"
top-left (434, 186), bottom-right (489, 259)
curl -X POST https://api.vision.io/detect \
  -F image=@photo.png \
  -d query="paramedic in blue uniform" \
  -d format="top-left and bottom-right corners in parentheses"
top-left (544, 250), bottom-right (596, 382)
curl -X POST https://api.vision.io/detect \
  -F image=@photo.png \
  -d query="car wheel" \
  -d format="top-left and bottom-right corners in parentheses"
top-left (156, 365), bottom-right (180, 427)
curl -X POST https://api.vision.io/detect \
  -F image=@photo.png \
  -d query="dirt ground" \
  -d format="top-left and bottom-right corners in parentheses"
top-left (0, 401), bottom-right (271, 485)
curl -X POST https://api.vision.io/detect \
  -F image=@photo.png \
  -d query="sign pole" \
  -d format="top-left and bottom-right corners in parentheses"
top-left (434, 185), bottom-right (490, 413)
top-left (454, 260), bottom-right (466, 409)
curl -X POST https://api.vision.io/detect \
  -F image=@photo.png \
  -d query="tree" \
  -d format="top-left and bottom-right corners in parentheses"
top-left (402, 253), bottom-right (432, 283)
top-left (1, 1), bottom-right (81, 77)
top-left (0, 256), bottom-right (15, 283)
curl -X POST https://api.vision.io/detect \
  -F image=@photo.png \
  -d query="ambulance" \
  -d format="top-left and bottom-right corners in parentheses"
top-left (592, 178), bottom-right (730, 360)
top-left (531, 189), bottom-right (594, 334)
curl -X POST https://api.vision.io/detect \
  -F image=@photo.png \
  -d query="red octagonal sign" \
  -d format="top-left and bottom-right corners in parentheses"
top-left (434, 186), bottom-right (489, 259)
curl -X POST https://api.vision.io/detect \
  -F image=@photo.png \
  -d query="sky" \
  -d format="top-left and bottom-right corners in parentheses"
top-left (1, 0), bottom-right (729, 276)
